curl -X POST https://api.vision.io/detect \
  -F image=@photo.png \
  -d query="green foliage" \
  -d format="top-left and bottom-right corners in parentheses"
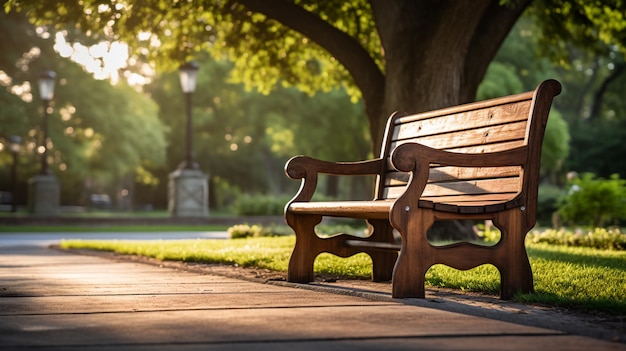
top-left (528, 0), bottom-right (626, 62)
top-left (145, 56), bottom-right (370, 209)
top-left (6, 0), bottom-right (626, 211)
top-left (558, 173), bottom-right (626, 227)
top-left (231, 193), bottom-right (292, 216)
top-left (228, 224), bottom-right (263, 239)
top-left (227, 223), bottom-right (295, 239)
top-left (476, 222), bottom-right (626, 250)
top-left (0, 7), bottom-right (167, 205)
top-left (473, 222), bottom-right (501, 244)
top-left (541, 109), bottom-right (570, 175)
top-left (536, 183), bottom-right (567, 226)
top-left (567, 116), bottom-right (626, 178)
top-left (477, 23), bottom-right (570, 180)
top-left (6, 0), bottom-right (380, 100)
top-left (476, 62), bottom-right (524, 100)
top-left (528, 227), bottom-right (626, 250)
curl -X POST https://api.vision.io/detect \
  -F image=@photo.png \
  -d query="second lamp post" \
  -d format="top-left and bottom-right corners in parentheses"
top-left (8, 136), bottom-right (21, 213)
top-left (178, 61), bottom-right (199, 170)
top-left (167, 61), bottom-right (209, 218)
top-left (38, 70), bottom-right (56, 175)
top-left (29, 70), bottom-right (60, 216)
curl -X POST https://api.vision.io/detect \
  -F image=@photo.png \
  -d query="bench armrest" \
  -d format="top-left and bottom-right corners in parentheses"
top-left (389, 142), bottom-right (528, 223)
top-left (390, 143), bottom-right (527, 172)
top-left (285, 156), bottom-right (386, 203)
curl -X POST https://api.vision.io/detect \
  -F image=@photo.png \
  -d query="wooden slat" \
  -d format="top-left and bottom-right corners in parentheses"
top-left (344, 240), bottom-right (401, 251)
top-left (384, 166), bottom-right (522, 186)
top-left (392, 100), bottom-right (532, 140)
top-left (443, 140), bottom-right (526, 154)
top-left (417, 194), bottom-right (523, 214)
top-left (422, 177), bottom-right (521, 197)
top-left (382, 185), bottom-right (407, 199)
top-left (392, 120), bottom-right (528, 150)
top-left (394, 91), bottom-right (534, 124)
top-left (383, 177), bottom-right (521, 199)
top-left (429, 166), bottom-right (521, 181)
top-left (288, 200), bottom-right (393, 219)
top-left (421, 193), bottom-right (519, 203)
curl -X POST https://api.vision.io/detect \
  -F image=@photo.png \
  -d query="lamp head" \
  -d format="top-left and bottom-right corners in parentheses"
top-left (8, 135), bottom-right (21, 154)
top-left (178, 61), bottom-right (199, 93)
top-left (38, 70), bottom-right (57, 101)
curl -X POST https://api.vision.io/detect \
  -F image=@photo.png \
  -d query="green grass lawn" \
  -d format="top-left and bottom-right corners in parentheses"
top-left (60, 236), bottom-right (626, 314)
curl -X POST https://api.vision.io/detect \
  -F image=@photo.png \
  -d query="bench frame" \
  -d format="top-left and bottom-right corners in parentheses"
top-left (284, 80), bottom-right (562, 299)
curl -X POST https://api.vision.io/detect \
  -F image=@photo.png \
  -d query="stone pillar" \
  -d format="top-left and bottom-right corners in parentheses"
top-left (168, 168), bottom-right (209, 217)
top-left (28, 174), bottom-right (60, 216)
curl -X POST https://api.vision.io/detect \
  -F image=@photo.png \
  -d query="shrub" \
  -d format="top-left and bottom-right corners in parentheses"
top-left (536, 183), bottom-right (567, 226)
top-left (474, 221), bottom-right (501, 243)
top-left (558, 173), bottom-right (626, 227)
top-left (228, 224), bottom-right (296, 239)
top-left (528, 227), bottom-right (626, 250)
top-left (228, 224), bottom-right (263, 239)
top-left (232, 194), bottom-right (293, 216)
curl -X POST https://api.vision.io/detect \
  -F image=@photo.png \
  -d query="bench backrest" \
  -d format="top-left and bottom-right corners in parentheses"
top-left (375, 80), bottom-right (562, 212)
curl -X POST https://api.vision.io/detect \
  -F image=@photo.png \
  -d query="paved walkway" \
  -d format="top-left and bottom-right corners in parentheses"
top-left (0, 242), bottom-right (624, 350)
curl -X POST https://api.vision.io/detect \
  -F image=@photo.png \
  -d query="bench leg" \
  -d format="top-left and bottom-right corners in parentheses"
top-left (392, 253), bottom-right (427, 298)
top-left (391, 210), bottom-right (433, 298)
top-left (287, 214), bottom-right (323, 283)
top-left (494, 211), bottom-right (534, 299)
top-left (367, 219), bottom-right (398, 282)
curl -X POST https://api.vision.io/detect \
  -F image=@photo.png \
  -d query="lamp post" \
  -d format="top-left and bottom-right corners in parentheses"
top-left (38, 70), bottom-right (56, 175)
top-left (178, 61), bottom-right (199, 169)
top-left (29, 70), bottom-right (60, 216)
top-left (167, 61), bottom-right (208, 217)
top-left (8, 136), bottom-right (21, 213)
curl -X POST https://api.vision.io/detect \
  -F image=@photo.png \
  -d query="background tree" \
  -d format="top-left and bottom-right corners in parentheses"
top-left (0, 5), bottom-right (166, 207)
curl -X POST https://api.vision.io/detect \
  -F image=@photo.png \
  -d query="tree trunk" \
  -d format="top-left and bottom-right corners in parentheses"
top-left (369, 1), bottom-right (530, 239)
top-left (369, 0), bottom-right (530, 153)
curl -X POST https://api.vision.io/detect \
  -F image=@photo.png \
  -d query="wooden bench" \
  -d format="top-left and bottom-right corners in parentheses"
top-left (284, 80), bottom-right (561, 299)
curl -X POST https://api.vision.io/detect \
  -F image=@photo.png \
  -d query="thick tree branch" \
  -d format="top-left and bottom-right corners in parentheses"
top-left (575, 58), bottom-right (599, 116)
top-left (231, 0), bottom-right (385, 115)
top-left (589, 62), bottom-right (625, 119)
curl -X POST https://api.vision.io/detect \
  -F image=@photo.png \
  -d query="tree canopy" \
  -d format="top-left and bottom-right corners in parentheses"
top-left (0, 5), bottom-right (166, 204)
top-left (9, 0), bottom-right (624, 154)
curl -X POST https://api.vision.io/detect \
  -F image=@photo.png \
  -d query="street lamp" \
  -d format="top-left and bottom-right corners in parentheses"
top-left (168, 61), bottom-right (208, 217)
top-left (178, 61), bottom-right (199, 169)
top-left (8, 135), bottom-right (21, 213)
top-left (38, 70), bottom-right (56, 175)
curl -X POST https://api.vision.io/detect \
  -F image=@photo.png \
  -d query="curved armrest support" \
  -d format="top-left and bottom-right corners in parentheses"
top-left (390, 143), bottom-right (528, 173)
top-left (285, 156), bottom-right (386, 204)
top-left (285, 156), bottom-right (385, 179)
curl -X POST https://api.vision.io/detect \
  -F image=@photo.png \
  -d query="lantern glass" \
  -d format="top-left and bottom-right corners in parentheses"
top-left (178, 61), bottom-right (199, 93)
top-left (8, 136), bottom-right (21, 154)
top-left (38, 70), bottom-right (57, 101)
